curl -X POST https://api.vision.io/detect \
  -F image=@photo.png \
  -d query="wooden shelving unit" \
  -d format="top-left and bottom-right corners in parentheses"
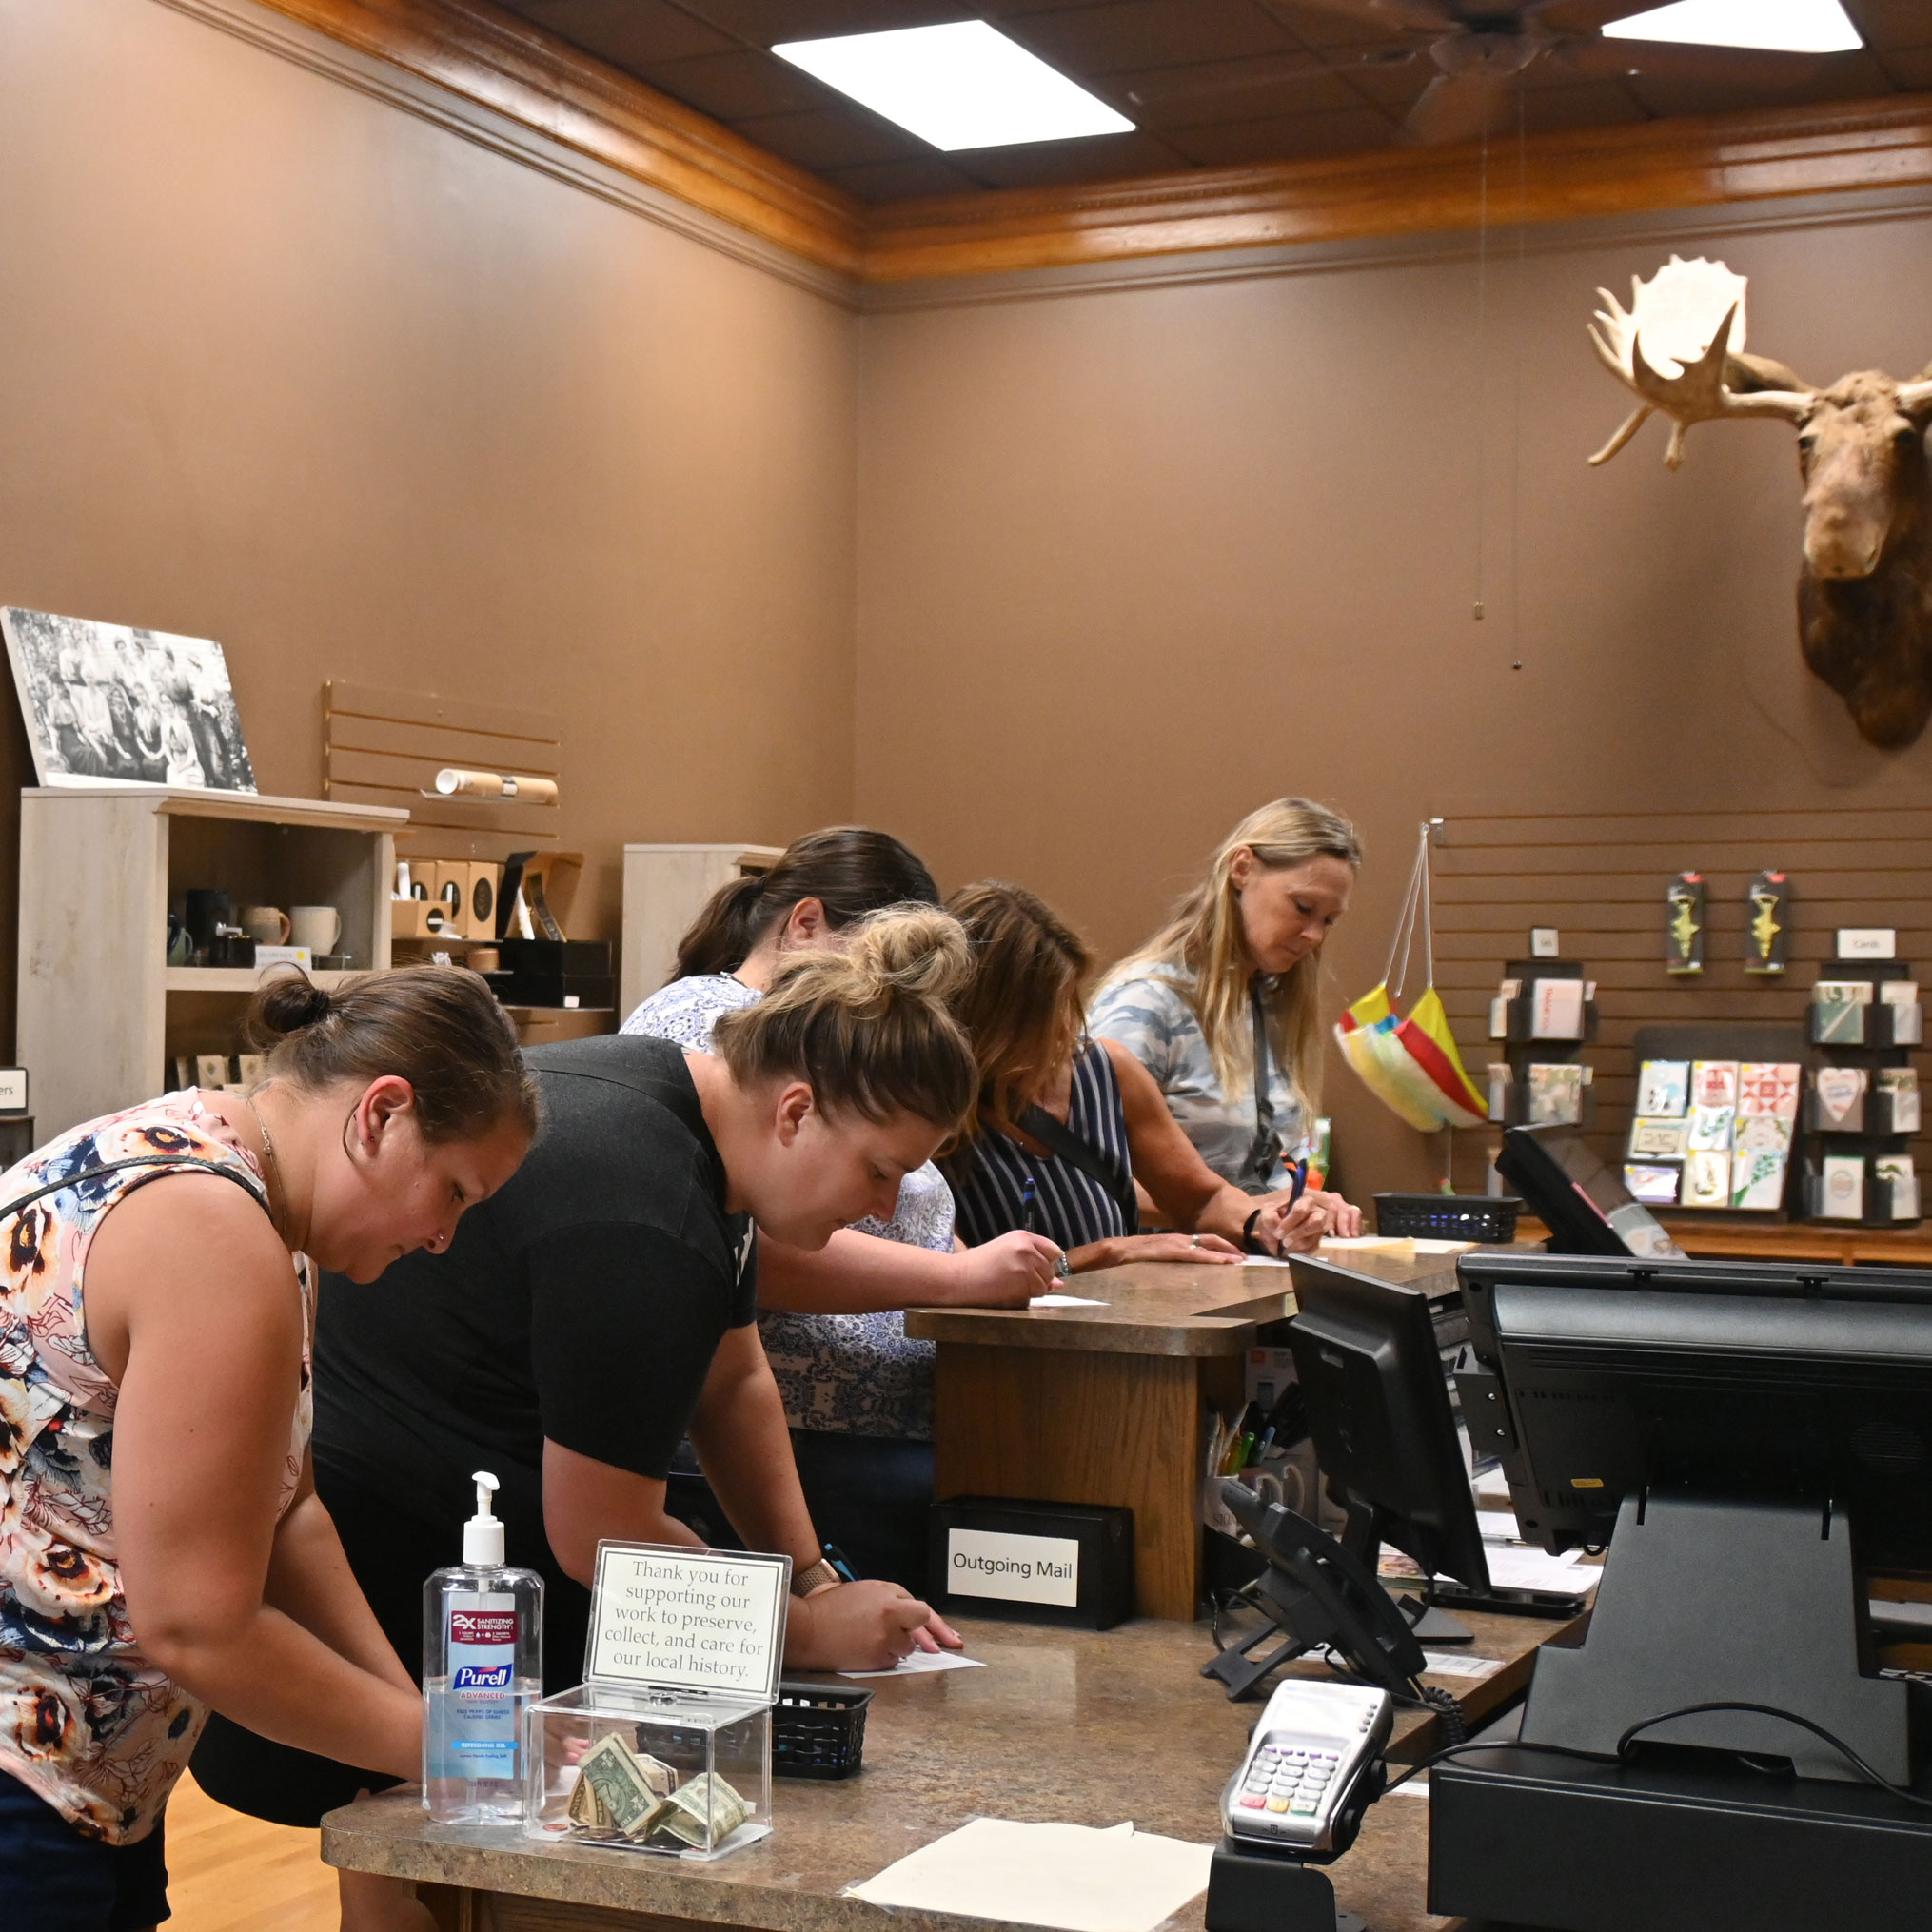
top-left (18, 784), bottom-right (406, 1135)
top-left (621, 842), bottom-right (782, 1020)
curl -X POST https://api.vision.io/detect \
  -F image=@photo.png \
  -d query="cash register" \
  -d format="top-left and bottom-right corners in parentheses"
top-left (1438, 1249), bottom-right (1932, 1930)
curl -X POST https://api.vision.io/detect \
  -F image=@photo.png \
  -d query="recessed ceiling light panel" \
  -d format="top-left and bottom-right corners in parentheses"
top-left (1603, 0), bottom-right (1863, 55)
top-left (772, 21), bottom-right (1134, 152)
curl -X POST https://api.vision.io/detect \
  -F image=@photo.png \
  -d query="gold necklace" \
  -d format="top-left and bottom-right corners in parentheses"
top-left (245, 1094), bottom-right (287, 1241)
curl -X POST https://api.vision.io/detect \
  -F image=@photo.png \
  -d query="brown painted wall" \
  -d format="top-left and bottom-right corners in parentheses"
top-left (854, 207), bottom-right (1932, 1194)
top-left (0, 0), bottom-right (859, 1056)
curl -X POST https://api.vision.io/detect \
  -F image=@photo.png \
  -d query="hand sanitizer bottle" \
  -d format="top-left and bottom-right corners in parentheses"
top-left (423, 1470), bottom-right (543, 1824)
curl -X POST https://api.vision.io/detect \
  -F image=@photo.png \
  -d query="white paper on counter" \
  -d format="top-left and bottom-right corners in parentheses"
top-left (1421, 1650), bottom-right (1504, 1680)
top-left (847, 1818), bottom-right (1213, 1932)
top-left (838, 1649), bottom-right (987, 1680)
top-left (1030, 1293), bottom-right (1108, 1308)
top-left (1475, 1509), bottom-right (1521, 1543)
top-left (1476, 1544), bottom-right (1598, 1595)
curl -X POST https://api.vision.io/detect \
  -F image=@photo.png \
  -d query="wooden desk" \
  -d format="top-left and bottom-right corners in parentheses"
top-left (904, 1250), bottom-right (1468, 1621)
top-left (324, 1611), bottom-right (1564, 1932)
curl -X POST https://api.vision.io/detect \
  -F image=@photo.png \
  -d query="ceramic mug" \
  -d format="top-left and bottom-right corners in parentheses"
top-left (242, 905), bottom-right (291, 945)
top-left (289, 905), bottom-right (342, 955)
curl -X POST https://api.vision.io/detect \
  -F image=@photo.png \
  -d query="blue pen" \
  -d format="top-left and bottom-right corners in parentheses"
top-left (1287, 1158), bottom-right (1310, 1209)
top-left (1021, 1174), bottom-right (1042, 1235)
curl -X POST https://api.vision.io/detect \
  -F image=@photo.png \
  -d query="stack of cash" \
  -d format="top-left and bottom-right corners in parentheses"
top-left (565, 1733), bottom-right (748, 1850)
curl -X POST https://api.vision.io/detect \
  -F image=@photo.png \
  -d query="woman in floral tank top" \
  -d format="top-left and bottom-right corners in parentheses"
top-left (0, 968), bottom-right (536, 1932)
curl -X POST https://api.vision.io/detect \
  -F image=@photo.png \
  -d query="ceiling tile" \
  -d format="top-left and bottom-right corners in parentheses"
top-left (1003, 0), bottom-right (1299, 78)
top-left (666, 0), bottom-right (970, 45)
top-left (1844, 0), bottom-right (1932, 52)
top-left (498, 0), bottom-right (739, 66)
top-left (1880, 46), bottom-right (1932, 85)
top-left (631, 48), bottom-right (833, 118)
top-left (1624, 52), bottom-right (1898, 121)
top-left (951, 127), bottom-right (1196, 186)
top-left (1115, 52), bottom-right (1372, 128)
top-left (734, 107), bottom-right (926, 169)
top-left (818, 154), bottom-right (994, 201)
top-left (1164, 104), bottom-right (1397, 164)
top-left (1253, 1), bottom-right (1430, 52)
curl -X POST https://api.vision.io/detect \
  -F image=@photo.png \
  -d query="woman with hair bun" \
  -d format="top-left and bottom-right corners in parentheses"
top-left (1091, 798), bottom-right (1367, 1235)
top-left (625, 827), bottom-right (1060, 1591)
top-left (197, 906), bottom-right (984, 1932)
top-left (0, 967), bottom-right (536, 1932)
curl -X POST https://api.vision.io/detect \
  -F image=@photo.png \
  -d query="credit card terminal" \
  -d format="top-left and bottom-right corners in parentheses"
top-left (1222, 1679), bottom-right (1392, 1856)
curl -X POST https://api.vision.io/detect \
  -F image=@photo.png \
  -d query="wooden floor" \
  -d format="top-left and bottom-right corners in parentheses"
top-left (167, 1771), bottom-right (339, 1932)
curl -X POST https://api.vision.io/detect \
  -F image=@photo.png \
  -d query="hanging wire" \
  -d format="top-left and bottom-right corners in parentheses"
top-left (1471, 124), bottom-right (1490, 623)
top-left (1509, 83), bottom-right (1528, 671)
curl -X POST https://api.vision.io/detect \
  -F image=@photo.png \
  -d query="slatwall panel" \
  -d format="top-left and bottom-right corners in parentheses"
top-left (324, 680), bottom-right (562, 861)
top-left (1432, 808), bottom-right (1932, 1193)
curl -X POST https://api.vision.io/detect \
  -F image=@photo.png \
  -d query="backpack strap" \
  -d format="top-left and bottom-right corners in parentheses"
top-left (1015, 1102), bottom-right (1140, 1237)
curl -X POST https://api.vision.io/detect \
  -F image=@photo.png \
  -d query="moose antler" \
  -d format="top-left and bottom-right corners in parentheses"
top-left (1587, 257), bottom-right (1813, 468)
top-left (1901, 365), bottom-right (1932, 416)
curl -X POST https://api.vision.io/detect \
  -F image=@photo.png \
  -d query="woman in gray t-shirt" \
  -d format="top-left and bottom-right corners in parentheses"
top-left (1092, 798), bottom-right (1367, 1231)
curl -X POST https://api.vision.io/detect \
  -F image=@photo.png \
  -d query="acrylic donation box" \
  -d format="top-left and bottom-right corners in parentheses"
top-left (525, 1543), bottom-right (789, 1859)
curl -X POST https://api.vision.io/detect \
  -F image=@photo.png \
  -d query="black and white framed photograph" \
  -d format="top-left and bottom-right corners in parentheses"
top-left (1, 606), bottom-right (257, 792)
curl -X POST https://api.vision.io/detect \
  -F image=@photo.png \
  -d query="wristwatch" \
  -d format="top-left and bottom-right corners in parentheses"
top-left (792, 1559), bottom-right (841, 1596)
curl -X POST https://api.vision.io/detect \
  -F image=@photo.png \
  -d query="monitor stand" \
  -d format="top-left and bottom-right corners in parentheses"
top-left (1334, 1501), bottom-right (1474, 1646)
top-left (1519, 1490), bottom-right (1908, 1784)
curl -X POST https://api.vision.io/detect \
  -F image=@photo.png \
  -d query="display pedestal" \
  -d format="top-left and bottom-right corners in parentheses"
top-left (1206, 1843), bottom-right (1367, 1932)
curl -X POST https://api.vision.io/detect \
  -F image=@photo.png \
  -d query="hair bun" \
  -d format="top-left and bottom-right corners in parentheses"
top-left (244, 970), bottom-right (333, 1046)
top-left (845, 904), bottom-right (971, 1002)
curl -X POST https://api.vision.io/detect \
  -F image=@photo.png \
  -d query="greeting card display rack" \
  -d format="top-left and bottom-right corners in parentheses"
top-left (1626, 1022), bottom-right (1808, 1223)
top-left (1803, 957), bottom-right (1922, 1229)
top-left (1485, 957), bottom-right (1599, 1130)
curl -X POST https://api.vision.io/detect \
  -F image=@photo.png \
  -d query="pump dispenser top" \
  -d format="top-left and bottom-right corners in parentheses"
top-left (464, 1469), bottom-right (505, 1567)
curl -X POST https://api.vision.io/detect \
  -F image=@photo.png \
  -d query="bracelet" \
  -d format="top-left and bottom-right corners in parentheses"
top-left (1242, 1208), bottom-right (1268, 1256)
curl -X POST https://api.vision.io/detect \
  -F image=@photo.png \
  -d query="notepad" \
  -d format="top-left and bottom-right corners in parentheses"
top-left (848, 1818), bottom-right (1213, 1932)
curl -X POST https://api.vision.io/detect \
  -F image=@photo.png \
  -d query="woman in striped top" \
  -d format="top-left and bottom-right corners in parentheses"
top-left (943, 883), bottom-right (1337, 1272)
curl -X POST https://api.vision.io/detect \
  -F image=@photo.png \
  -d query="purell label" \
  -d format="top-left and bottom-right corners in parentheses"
top-left (441, 1595), bottom-right (518, 1779)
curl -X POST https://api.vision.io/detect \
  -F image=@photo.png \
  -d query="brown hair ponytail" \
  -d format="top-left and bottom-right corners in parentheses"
top-left (672, 827), bottom-right (939, 981)
top-left (244, 966), bottom-right (540, 1143)
top-left (709, 905), bottom-right (974, 1132)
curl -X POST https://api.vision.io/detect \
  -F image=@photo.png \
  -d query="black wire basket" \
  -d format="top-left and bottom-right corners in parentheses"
top-left (773, 1681), bottom-right (873, 1780)
top-left (1372, 1193), bottom-right (1521, 1244)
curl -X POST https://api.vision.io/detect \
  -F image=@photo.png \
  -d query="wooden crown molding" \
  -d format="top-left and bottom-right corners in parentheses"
top-left (247, 0), bottom-right (1932, 287)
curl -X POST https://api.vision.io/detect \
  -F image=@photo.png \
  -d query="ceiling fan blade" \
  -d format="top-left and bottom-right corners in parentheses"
top-left (1401, 71), bottom-right (1514, 145)
top-left (1560, 33), bottom-right (1837, 87)
top-left (1274, 0), bottom-right (1458, 32)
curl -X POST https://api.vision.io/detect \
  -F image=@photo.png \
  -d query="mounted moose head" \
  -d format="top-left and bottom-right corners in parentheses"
top-left (1588, 257), bottom-right (1932, 750)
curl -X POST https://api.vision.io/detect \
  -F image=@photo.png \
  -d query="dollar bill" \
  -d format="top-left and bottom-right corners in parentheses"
top-left (577, 1732), bottom-right (670, 1841)
top-left (657, 1771), bottom-right (748, 1849)
top-left (566, 1765), bottom-right (609, 1831)
top-left (632, 1752), bottom-right (676, 1798)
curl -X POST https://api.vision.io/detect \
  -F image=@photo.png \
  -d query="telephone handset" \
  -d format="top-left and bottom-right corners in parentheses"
top-left (1203, 1480), bottom-right (1429, 1702)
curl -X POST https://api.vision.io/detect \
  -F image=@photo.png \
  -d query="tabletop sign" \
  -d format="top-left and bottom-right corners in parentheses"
top-left (584, 1542), bottom-right (790, 1704)
top-left (1530, 927), bottom-right (1560, 958)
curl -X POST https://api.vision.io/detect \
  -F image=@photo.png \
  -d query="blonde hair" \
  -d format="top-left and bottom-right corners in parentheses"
top-left (710, 903), bottom-right (976, 1132)
top-left (943, 881), bottom-right (1093, 1150)
top-left (1101, 799), bottom-right (1363, 1114)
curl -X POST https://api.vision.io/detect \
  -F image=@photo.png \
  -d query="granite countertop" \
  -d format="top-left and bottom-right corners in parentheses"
top-left (902, 1247), bottom-right (1467, 1357)
top-left (324, 1612), bottom-right (1551, 1932)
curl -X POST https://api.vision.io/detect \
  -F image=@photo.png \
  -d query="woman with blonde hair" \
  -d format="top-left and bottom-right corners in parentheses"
top-left (1091, 799), bottom-right (1365, 1233)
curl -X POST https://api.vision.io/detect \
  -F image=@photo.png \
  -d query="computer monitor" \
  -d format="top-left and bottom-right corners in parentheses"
top-left (1495, 1123), bottom-right (1683, 1258)
top-left (1461, 1249), bottom-right (1932, 1569)
top-left (1286, 1255), bottom-right (1490, 1590)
